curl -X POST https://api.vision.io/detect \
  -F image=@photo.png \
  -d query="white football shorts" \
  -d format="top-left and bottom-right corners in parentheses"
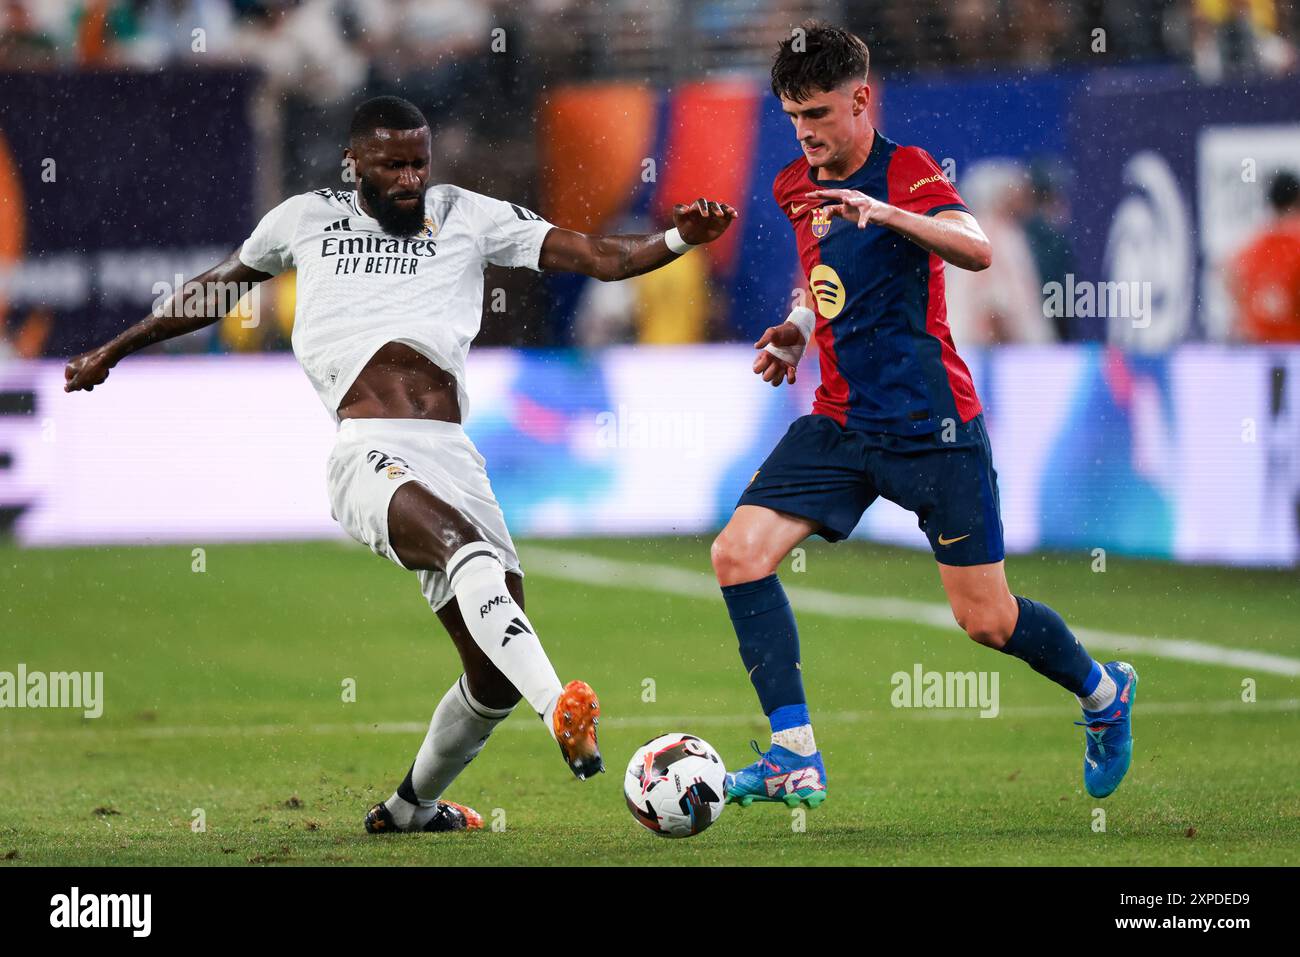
top-left (326, 417), bottom-right (522, 612)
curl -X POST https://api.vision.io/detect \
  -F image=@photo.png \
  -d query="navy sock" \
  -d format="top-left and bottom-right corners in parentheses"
top-left (999, 596), bottom-right (1097, 695)
top-left (721, 574), bottom-right (806, 718)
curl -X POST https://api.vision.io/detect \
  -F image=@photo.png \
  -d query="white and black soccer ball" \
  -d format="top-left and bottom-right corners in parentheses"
top-left (624, 732), bottom-right (727, 838)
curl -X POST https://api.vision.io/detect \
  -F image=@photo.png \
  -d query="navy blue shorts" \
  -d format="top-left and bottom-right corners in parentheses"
top-left (736, 413), bottom-right (1005, 566)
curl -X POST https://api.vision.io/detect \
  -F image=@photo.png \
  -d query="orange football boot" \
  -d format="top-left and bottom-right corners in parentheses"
top-left (552, 680), bottom-right (604, 780)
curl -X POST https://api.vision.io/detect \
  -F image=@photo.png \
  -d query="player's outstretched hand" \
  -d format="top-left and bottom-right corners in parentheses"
top-left (805, 188), bottom-right (887, 229)
top-left (672, 198), bottom-right (738, 245)
top-left (753, 323), bottom-right (802, 387)
top-left (64, 346), bottom-right (116, 393)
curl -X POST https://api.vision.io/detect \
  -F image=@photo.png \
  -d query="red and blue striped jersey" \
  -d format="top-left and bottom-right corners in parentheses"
top-left (775, 129), bottom-right (982, 435)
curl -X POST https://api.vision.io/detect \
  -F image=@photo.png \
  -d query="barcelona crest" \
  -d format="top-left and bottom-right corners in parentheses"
top-left (811, 205), bottom-right (832, 239)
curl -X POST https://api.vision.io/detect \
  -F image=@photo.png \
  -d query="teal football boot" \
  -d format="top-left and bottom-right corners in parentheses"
top-left (1076, 661), bottom-right (1139, 799)
top-left (724, 740), bottom-right (827, 808)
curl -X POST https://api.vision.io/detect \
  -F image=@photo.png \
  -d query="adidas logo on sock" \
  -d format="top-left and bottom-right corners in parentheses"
top-left (501, 617), bottom-right (533, 646)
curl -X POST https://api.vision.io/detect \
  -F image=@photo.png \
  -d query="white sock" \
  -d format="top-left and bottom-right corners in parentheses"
top-left (772, 724), bottom-right (817, 757)
top-left (385, 674), bottom-right (514, 829)
top-left (1077, 667), bottom-right (1117, 713)
top-left (447, 543), bottom-right (563, 734)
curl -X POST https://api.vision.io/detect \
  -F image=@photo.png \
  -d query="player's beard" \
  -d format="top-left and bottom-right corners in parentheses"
top-left (360, 176), bottom-right (427, 236)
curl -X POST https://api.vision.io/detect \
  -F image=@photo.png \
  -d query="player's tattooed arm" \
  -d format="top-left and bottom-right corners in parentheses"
top-left (806, 189), bottom-right (993, 272)
top-left (65, 250), bottom-right (272, 393)
top-left (538, 198), bottom-right (738, 281)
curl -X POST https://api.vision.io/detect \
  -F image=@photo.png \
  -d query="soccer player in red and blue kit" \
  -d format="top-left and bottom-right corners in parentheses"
top-left (714, 23), bottom-right (1138, 808)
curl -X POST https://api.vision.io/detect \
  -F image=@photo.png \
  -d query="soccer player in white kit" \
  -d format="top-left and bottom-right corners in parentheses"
top-left (64, 96), bottom-right (738, 834)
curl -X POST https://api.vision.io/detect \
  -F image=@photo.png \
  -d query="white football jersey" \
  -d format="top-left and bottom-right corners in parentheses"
top-left (239, 185), bottom-right (554, 421)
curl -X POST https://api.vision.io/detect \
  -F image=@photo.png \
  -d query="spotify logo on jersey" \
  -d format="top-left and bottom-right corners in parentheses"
top-left (810, 264), bottom-right (845, 319)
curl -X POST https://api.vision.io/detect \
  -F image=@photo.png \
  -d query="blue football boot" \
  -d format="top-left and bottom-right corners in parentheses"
top-left (724, 740), bottom-right (827, 808)
top-left (1076, 661), bottom-right (1139, 799)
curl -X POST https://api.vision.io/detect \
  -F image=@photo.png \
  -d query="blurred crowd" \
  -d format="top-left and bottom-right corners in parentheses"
top-left (946, 158), bottom-right (1300, 347)
top-left (1, 0), bottom-right (544, 183)
top-left (3, 0), bottom-right (1295, 79)
top-left (853, 0), bottom-right (1297, 79)
top-left (2, 0), bottom-right (1298, 358)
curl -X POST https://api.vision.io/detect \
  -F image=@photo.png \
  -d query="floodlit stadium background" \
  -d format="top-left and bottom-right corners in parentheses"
top-left (2, 0), bottom-right (1298, 568)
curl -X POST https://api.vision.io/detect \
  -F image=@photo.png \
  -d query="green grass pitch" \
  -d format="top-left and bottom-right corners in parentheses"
top-left (1, 536), bottom-right (1296, 866)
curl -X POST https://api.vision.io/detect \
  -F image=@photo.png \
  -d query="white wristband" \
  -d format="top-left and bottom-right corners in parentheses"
top-left (786, 305), bottom-right (815, 343)
top-left (763, 305), bottom-right (816, 367)
top-left (664, 227), bottom-right (694, 255)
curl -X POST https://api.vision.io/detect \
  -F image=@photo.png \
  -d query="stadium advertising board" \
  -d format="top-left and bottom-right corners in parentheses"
top-left (3, 345), bottom-right (1294, 565)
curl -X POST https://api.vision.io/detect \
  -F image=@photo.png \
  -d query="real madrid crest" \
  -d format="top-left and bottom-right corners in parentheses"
top-left (421, 217), bottom-right (438, 239)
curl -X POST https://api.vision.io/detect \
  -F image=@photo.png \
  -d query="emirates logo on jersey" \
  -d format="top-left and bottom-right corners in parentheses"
top-left (811, 206), bottom-right (833, 239)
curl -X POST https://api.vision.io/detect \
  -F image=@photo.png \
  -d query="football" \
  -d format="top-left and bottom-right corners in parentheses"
top-left (624, 733), bottom-right (727, 838)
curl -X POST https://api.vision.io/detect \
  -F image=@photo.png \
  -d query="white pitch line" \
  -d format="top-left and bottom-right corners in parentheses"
top-left (2, 698), bottom-right (1296, 746)
top-left (519, 546), bottom-right (1300, 678)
